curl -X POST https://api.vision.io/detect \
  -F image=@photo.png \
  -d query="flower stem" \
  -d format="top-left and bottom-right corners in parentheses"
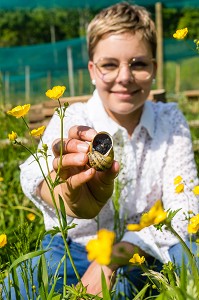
top-left (167, 224), bottom-right (199, 296)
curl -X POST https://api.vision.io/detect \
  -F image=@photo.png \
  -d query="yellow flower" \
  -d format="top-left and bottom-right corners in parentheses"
top-left (129, 253), bottom-right (145, 265)
top-left (86, 229), bottom-right (115, 265)
top-left (175, 183), bottom-right (184, 193)
top-left (127, 200), bottom-right (167, 231)
top-left (173, 28), bottom-right (188, 40)
top-left (174, 175), bottom-right (183, 185)
top-left (30, 126), bottom-right (46, 137)
top-left (46, 85), bottom-right (66, 100)
top-left (8, 131), bottom-right (18, 141)
top-left (127, 223), bottom-right (143, 231)
top-left (188, 214), bottom-right (199, 234)
top-left (193, 186), bottom-right (199, 195)
top-left (0, 234), bottom-right (7, 248)
top-left (7, 104), bottom-right (31, 118)
top-left (0, 177), bottom-right (3, 182)
top-left (27, 213), bottom-right (36, 221)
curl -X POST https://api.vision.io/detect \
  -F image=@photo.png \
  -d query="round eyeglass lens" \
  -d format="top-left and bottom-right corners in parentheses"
top-left (95, 57), bottom-right (155, 82)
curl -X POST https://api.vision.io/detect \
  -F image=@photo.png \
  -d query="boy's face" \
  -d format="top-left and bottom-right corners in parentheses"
top-left (88, 32), bottom-right (157, 126)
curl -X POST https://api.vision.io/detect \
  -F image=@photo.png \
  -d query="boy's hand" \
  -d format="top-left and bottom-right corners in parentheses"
top-left (49, 125), bottom-right (119, 219)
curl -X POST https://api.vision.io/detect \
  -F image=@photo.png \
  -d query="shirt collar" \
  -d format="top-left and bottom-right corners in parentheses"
top-left (138, 100), bottom-right (155, 138)
top-left (86, 90), bottom-right (155, 138)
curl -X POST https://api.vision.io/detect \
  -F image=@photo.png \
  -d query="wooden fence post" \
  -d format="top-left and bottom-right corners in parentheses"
top-left (155, 2), bottom-right (164, 89)
top-left (67, 46), bottom-right (75, 97)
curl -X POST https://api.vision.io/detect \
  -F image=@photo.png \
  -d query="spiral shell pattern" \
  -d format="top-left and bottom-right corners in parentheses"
top-left (88, 132), bottom-right (114, 171)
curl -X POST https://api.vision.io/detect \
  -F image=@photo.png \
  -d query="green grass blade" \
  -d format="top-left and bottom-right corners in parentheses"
top-left (37, 253), bottom-right (49, 300)
top-left (101, 268), bottom-right (111, 300)
top-left (58, 194), bottom-right (67, 229)
top-left (9, 249), bottom-right (50, 272)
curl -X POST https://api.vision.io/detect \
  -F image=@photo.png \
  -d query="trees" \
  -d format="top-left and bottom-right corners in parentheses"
top-left (0, 8), bottom-right (91, 46)
top-left (0, 7), bottom-right (198, 47)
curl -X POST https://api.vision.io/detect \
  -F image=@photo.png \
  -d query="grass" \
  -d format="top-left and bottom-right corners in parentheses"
top-left (0, 107), bottom-right (44, 275)
top-left (0, 91), bottom-right (199, 299)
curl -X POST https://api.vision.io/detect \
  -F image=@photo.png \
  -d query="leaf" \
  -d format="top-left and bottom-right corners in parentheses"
top-left (59, 194), bottom-right (67, 229)
top-left (101, 268), bottom-right (111, 300)
top-left (10, 267), bottom-right (21, 300)
top-left (47, 255), bottom-right (65, 299)
top-left (46, 227), bottom-right (61, 236)
top-left (132, 283), bottom-right (150, 300)
top-left (179, 256), bottom-right (187, 292)
top-left (51, 294), bottom-right (62, 300)
top-left (9, 249), bottom-right (50, 272)
top-left (37, 252), bottom-right (49, 300)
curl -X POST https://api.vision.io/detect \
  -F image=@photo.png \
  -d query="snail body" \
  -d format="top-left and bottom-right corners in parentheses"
top-left (87, 132), bottom-right (114, 171)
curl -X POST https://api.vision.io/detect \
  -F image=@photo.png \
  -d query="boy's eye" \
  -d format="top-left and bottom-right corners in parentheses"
top-left (101, 62), bottom-right (118, 70)
top-left (130, 61), bottom-right (148, 69)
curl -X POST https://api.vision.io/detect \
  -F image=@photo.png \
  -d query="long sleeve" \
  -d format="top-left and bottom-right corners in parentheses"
top-left (121, 104), bottom-right (199, 263)
top-left (20, 102), bottom-right (92, 229)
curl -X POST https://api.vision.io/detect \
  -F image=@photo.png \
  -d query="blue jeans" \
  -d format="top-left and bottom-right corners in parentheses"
top-left (2, 234), bottom-right (198, 299)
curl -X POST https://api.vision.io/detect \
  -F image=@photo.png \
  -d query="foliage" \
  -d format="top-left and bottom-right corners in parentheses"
top-left (0, 87), bottom-right (198, 299)
top-left (0, 106), bottom-right (44, 275)
top-left (178, 9), bottom-right (199, 39)
top-left (162, 8), bottom-right (183, 38)
top-left (0, 8), bottom-right (95, 47)
top-left (0, 7), bottom-right (198, 47)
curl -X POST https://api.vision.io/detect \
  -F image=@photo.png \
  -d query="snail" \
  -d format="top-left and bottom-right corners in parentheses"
top-left (87, 131), bottom-right (114, 171)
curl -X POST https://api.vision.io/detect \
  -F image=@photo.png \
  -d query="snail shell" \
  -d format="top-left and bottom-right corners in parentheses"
top-left (87, 131), bottom-right (114, 171)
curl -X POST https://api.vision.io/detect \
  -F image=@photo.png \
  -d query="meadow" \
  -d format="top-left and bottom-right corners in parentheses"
top-left (0, 87), bottom-right (199, 299)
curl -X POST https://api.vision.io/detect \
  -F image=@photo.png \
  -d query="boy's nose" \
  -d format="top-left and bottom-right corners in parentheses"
top-left (116, 64), bottom-right (134, 84)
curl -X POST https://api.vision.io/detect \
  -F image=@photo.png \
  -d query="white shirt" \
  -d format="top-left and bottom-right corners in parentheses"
top-left (20, 90), bottom-right (199, 263)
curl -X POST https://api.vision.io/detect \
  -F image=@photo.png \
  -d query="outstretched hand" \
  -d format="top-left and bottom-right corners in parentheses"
top-left (40, 125), bottom-right (119, 219)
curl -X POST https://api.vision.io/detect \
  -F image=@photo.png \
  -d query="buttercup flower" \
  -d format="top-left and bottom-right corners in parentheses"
top-left (8, 131), bottom-right (18, 142)
top-left (86, 229), bottom-right (115, 265)
top-left (7, 104), bottom-right (30, 118)
top-left (30, 126), bottom-right (46, 137)
top-left (0, 177), bottom-right (3, 182)
top-left (127, 200), bottom-right (167, 231)
top-left (194, 39), bottom-right (199, 52)
top-left (174, 175), bottom-right (183, 185)
top-left (0, 233), bottom-right (7, 248)
top-left (46, 86), bottom-right (66, 100)
top-left (27, 213), bottom-right (36, 221)
top-left (173, 28), bottom-right (188, 40)
top-left (188, 214), bottom-right (199, 234)
top-left (193, 185), bottom-right (199, 195)
top-left (129, 253), bottom-right (145, 265)
top-left (175, 183), bottom-right (184, 193)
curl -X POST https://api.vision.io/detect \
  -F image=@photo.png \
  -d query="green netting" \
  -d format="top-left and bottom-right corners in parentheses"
top-left (0, 0), bottom-right (198, 103)
top-left (0, 0), bottom-right (199, 9)
top-left (0, 37), bottom-right (198, 104)
top-left (0, 37), bottom-right (197, 73)
top-left (0, 38), bottom-right (87, 72)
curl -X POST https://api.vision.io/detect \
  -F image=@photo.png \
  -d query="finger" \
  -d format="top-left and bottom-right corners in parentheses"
top-left (98, 160), bottom-right (120, 184)
top-left (52, 138), bottom-right (89, 157)
top-left (53, 152), bottom-right (88, 172)
top-left (68, 125), bottom-right (97, 141)
top-left (65, 167), bottom-right (96, 191)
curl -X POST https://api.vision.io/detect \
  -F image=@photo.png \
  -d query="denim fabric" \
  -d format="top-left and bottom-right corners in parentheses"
top-left (169, 239), bottom-right (198, 270)
top-left (2, 235), bottom-right (90, 299)
top-left (2, 235), bottom-right (198, 300)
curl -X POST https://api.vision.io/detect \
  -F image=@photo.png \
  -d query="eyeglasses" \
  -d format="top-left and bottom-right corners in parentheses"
top-left (94, 57), bottom-right (156, 83)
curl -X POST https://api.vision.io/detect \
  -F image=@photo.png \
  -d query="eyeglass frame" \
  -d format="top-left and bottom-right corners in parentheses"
top-left (93, 56), bottom-right (156, 83)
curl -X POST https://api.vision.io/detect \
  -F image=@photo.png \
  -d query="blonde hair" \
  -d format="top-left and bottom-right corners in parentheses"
top-left (87, 2), bottom-right (157, 60)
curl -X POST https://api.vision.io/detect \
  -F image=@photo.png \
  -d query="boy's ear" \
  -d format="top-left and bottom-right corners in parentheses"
top-left (88, 61), bottom-right (95, 80)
